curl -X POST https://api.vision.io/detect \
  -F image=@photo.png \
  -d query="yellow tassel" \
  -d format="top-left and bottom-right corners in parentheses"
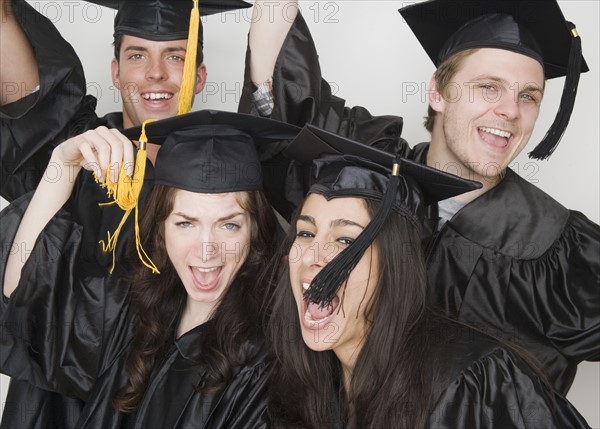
top-left (177, 0), bottom-right (200, 115)
top-left (98, 119), bottom-right (160, 274)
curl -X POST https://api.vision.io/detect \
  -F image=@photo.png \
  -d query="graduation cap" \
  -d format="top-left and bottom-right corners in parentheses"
top-left (100, 110), bottom-right (300, 273)
top-left (284, 124), bottom-right (481, 306)
top-left (87, 0), bottom-right (252, 114)
top-left (399, 0), bottom-right (589, 160)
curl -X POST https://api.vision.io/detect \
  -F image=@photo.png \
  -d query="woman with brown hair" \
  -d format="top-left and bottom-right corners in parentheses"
top-left (1, 111), bottom-right (298, 428)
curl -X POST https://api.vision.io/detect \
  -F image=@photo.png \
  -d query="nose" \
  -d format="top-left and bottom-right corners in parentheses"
top-left (145, 57), bottom-right (168, 82)
top-left (300, 237), bottom-right (340, 268)
top-left (493, 91), bottom-right (520, 121)
top-left (194, 229), bottom-right (219, 263)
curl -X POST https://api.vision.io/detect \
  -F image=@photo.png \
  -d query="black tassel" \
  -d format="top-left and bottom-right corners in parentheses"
top-left (304, 158), bottom-right (402, 307)
top-left (529, 21), bottom-right (582, 160)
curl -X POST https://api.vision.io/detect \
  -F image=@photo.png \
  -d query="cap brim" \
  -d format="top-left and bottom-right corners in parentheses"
top-left (399, 0), bottom-right (588, 78)
top-left (122, 110), bottom-right (300, 146)
top-left (285, 124), bottom-right (482, 204)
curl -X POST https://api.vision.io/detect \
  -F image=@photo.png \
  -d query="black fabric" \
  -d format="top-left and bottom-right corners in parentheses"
top-left (426, 321), bottom-right (590, 427)
top-left (398, 0), bottom-right (589, 79)
top-left (87, 0), bottom-right (251, 42)
top-left (0, 0), bottom-right (95, 202)
top-left (285, 124), bottom-right (481, 205)
top-left (411, 142), bottom-right (600, 395)
top-left (0, 196), bottom-right (269, 428)
top-left (238, 12), bottom-right (409, 220)
top-left (0, 6), bottom-right (131, 426)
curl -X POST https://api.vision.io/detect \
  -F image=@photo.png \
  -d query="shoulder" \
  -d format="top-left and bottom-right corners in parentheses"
top-left (449, 170), bottom-right (580, 258)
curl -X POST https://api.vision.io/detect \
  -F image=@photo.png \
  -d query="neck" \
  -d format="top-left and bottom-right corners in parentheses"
top-left (427, 131), bottom-right (503, 203)
top-left (334, 342), bottom-right (363, 392)
top-left (177, 298), bottom-right (212, 338)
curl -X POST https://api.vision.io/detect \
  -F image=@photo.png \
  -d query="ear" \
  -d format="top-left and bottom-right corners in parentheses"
top-left (429, 75), bottom-right (445, 114)
top-left (195, 63), bottom-right (207, 94)
top-left (111, 58), bottom-right (120, 88)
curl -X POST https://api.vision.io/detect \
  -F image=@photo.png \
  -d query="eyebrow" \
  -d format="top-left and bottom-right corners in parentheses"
top-left (297, 214), bottom-right (365, 230)
top-left (123, 46), bottom-right (187, 54)
top-left (172, 211), bottom-right (246, 223)
top-left (472, 75), bottom-right (544, 94)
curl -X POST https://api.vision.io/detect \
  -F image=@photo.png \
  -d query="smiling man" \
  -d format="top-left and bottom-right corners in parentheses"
top-left (399, 0), bottom-right (600, 397)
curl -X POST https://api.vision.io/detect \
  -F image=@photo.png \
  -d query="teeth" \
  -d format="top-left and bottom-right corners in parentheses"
top-left (302, 282), bottom-right (310, 290)
top-left (196, 267), bottom-right (218, 273)
top-left (479, 127), bottom-right (512, 138)
top-left (304, 307), bottom-right (329, 323)
top-left (142, 92), bottom-right (173, 100)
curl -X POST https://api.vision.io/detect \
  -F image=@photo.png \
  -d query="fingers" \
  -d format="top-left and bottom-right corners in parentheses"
top-left (59, 127), bottom-right (136, 183)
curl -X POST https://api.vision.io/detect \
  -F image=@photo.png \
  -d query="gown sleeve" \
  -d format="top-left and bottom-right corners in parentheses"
top-left (208, 360), bottom-right (269, 428)
top-left (0, 0), bottom-right (97, 202)
top-left (532, 211), bottom-right (600, 363)
top-left (0, 193), bottom-right (131, 400)
top-left (238, 12), bottom-right (408, 155)
top-left (431, 346), bottom-right (591, 428)
top-left (238, 12), bottom-right (409, 220)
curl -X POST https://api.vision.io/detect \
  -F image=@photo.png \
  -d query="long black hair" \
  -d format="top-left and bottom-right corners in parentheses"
top-left (266, 198), bottom-right (439, 428)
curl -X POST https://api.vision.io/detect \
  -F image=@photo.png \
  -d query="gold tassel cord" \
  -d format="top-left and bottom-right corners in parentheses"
top-left (177, 0), bottom-right (200, 115)
top-left (98, 119), bottom-right (160, 274)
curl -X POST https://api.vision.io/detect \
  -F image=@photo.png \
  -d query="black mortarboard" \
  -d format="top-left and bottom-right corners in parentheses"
top-left (399, 0), bottom-right (589, 160)
top-left (87, 0), bottom-right (251, 42)
top-left (284, 125), bottom-right (481, 306)
top-left (101, 110), bottom-right (299, 274)
top-left (122, 110), bottom-right (300, 193)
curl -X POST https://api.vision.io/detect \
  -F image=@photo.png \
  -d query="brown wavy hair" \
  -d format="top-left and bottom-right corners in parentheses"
top-left (112, 185), bottom-right (278, 412)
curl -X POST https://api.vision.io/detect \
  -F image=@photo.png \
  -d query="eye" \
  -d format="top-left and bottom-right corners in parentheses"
top-left (337, 237), bottom-right (354, 246)
top-left (480, 83), bottom-right (498, 92)
top-left (296, 230), bottom-right (315, 239)
top-left (519, 93), bottom-right (538, 103)
top-left (175, 221), bottom-right (192, 228)
top-left (128, 53), bottom-right (145, 61)
top-left (223, 222), bottom-right (240, 231)
top-left (167, 55), bottom-right (185, 62)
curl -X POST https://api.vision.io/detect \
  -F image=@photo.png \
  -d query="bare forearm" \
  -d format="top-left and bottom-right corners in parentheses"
top-left (0, 0), bottom-right (40, 105)
top-left (3, 149), bottom-right (81, 298)
top-left (249, 0), bottom-right (298, 85)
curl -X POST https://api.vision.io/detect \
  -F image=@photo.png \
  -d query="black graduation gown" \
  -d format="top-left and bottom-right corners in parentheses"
top-left (0, 3), bottom-right (151, 425)
top-left (410, 143), bottom-right (600, 396)
top-left (324, 322), bottom-right (590, 428)
top-left (0, 0), bottom-right (99, 203)
top-left (238, 12), bottom-right (409, 219)
top-left (0, 196), bottom-right (269, 428)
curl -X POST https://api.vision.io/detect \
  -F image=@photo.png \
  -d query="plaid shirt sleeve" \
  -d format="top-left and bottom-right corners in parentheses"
top-left (251, 78), bottom-right (274, 117)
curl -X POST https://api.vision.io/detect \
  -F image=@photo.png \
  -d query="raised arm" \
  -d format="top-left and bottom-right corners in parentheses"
top-left (2, 127), bottom-right (134, 298)
top-left (0, 0), bottom-right (39, 106)
top-left (248, 0), bottom-right (298, 85)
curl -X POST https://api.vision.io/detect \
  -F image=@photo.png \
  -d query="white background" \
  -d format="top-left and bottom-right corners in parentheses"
top-left (1, 1), bottom-right (598, 426)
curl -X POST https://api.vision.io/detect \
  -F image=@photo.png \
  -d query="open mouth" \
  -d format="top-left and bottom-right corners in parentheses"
top-left (478, 126), bottom-right (512, 148)
top-left (141, 92), bottom-right (174, 101)
top-left (191, 266), bottom-right (222, 291)
top-left (301, 282), bottom-right (341, 328)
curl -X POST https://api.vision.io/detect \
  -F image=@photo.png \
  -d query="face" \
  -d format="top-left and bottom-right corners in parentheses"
top-left (111, 35), bottom-right (207, 128)
top-left (289, 194), bottom-right (380, 367)
top-left (429, 48), bottom-right (544, 184)
top-left (165, 191), bottom-right (252, 322)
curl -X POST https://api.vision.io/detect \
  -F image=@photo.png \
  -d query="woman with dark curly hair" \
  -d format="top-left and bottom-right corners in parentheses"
top-left (1, 111), bottom-right (298, 428)
top-left (266, 126), bottom-right (590, 429)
